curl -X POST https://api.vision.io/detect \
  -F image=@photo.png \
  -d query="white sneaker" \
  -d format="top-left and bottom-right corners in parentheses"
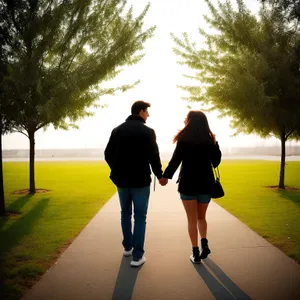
top-left (130, 256), bottom-right (146, 267)
top-left (123, 248), bottom-right (133, 257)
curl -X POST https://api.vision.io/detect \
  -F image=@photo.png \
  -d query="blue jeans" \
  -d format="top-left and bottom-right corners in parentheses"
top-left (117, 186), bottom-right (150, 260)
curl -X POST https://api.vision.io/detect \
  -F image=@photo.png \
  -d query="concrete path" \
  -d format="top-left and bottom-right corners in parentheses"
top-left (23, 181), bottom-right (300, 300)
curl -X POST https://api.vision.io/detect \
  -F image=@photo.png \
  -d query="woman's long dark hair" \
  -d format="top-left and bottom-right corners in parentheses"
top-left (173, 110), bottom-right (214, 144)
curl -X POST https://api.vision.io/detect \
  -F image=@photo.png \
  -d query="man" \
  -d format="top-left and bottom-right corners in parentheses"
top-left (104, 100), bottom-right (167, 267)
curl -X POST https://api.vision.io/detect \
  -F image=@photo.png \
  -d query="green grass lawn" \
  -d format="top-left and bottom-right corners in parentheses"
top-left (0, 161), bottom-right (116, 300)
top-left (1, 160), bottom-right (300, 299)
top-left (214, 160), bottom-right (300, 264)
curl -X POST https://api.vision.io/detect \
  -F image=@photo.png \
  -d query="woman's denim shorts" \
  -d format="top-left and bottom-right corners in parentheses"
top-left (180, 193), bottom-right (211, 204)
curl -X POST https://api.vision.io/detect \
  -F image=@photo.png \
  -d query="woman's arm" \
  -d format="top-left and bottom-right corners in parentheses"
top-left (211, 141), bottom-right (222, 168)
top-left (163, 141), bottom-right (184, 179)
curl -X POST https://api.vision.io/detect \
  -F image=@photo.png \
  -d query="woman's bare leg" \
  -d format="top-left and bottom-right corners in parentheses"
top-left (197, 203), bottom-right (209, 238)
top-left (181, 200), bottom-right (198, 247)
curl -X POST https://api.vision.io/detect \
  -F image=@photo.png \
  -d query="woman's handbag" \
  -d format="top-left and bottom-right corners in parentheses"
top-left (212, 167), bottom-right (224, 199)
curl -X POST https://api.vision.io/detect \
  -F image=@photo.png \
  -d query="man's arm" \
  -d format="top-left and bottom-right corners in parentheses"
top-left (104, 129), bottom-right (116, 169)
top-left (148, 129), bottom-right (163, 179)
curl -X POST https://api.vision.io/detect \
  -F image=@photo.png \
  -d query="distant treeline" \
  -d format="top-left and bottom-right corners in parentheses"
top-left (3, 145), bottom-right (300, 159)
top-left (222, 145), bottom-right (300, 156)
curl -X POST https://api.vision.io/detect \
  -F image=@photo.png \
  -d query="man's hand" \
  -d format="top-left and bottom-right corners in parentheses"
top-left (159, 177), bottom-right (168, 186)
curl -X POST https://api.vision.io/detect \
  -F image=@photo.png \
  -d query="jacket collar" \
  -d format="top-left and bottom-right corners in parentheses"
top-left (126, 114), bottom-right (145, 123)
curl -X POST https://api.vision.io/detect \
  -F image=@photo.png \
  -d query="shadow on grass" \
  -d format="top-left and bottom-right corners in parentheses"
top-left (111, 256), bottom-right (143, 300)
top-left (7, 194), bottom-right (34, 212)
top-left (0, 197), bottom-right (49, 254)
top-left (277, 189), bottom-right (300, 207)
top-left (0, 198), bottom-right (49, 300)
top-left (193, 258), bottom-right (251, 300)
top-left (0, 194), bottom-right (34, 231)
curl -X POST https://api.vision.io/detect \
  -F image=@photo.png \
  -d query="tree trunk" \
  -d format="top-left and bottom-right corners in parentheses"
top-left (29, 131), bottom-right (36, 194)
top-left (278, 133), bottom-right (286, 189)
top-left (0, 132), bottom-right (5, 216)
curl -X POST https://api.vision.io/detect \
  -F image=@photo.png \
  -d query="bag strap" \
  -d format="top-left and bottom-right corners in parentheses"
top-left (212, 164), bottom-right (220, 179)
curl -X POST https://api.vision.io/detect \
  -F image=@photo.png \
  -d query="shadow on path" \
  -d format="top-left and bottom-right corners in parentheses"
top-left (193, 257), bottom-right (252, 300)
top-left (111, 256), bottom-right (143, 300)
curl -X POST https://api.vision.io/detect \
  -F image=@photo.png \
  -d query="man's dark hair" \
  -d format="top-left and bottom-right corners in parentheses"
top-left (131, 100), bottom-right (151, 115)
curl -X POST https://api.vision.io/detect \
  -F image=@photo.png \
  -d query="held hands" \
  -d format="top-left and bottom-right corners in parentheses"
top-left (158, 177), bottom-right (168, 186)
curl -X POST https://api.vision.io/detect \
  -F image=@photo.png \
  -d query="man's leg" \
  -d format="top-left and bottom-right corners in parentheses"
top-left (131, 186), bottom-right (150, 260)
top-left (117, 187), bottom-right (133, 251)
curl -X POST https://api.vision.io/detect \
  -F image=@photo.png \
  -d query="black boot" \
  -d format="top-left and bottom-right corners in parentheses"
top-left (200, 238), bottom-right (211, 259)
top-left (190, 246), bottom-right (201, 264)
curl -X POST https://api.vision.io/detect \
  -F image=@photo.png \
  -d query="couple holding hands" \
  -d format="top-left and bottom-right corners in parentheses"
top-left (104, 100), bottom-right (221, 267)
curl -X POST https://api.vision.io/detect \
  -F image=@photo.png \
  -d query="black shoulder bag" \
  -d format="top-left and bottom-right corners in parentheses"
top-left (212, 166), bottom-right (225, 199)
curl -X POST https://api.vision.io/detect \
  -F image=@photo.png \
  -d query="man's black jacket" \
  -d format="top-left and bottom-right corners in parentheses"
top-left (104, 115), bottom-right (163, 188)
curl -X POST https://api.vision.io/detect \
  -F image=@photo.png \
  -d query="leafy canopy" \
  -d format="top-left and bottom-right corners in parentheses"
top-left (0, 0), bottom-right (155, 134)
top-left (172, 0), bottom-right (300, 141)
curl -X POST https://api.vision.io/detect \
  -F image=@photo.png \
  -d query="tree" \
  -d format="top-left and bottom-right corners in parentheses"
top-left (172, 0), bottom-right (300, 189)
top-left (261, 0), bottom-right (300, 22)
top-left (0, 34), bottom-right (15, 216)
top-left (0, 114), bottom-right (13, 217)
top-left (0, 0), bottom-right (155, 193)
top-left (0, 97), bottom-right (14, 216)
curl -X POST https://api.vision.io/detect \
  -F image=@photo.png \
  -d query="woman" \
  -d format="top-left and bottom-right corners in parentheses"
top-left (162, 110), bottom-right (221, 263)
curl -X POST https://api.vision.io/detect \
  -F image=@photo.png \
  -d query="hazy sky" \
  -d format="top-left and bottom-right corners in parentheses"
top-left (3, 0), bottom-right (297, 152)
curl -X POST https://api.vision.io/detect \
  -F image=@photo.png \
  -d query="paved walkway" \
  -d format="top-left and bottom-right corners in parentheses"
top-left (23, 181), bottom-right (300, 300)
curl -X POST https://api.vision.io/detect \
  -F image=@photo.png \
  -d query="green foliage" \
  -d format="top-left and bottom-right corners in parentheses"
top-left (172, 0), bottom-right (300, 141)
top-left (0, 0), bottom-right (155, 134)
top-left (0, 46), bottom-right (13, 135)
top-left (261, 0), bottom-right (300, 22)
